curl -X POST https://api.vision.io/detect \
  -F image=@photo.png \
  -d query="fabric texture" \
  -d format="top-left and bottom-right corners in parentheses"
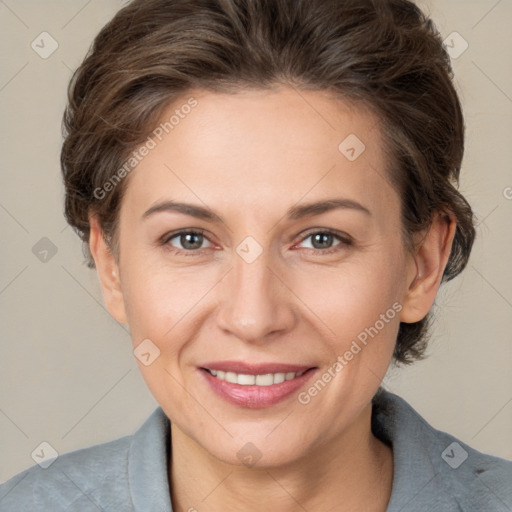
top-left (1, 390), bottom-right (511, 511)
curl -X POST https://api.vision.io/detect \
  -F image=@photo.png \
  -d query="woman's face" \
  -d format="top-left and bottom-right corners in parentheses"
top-left (105, 87), bottom-right (419, 466)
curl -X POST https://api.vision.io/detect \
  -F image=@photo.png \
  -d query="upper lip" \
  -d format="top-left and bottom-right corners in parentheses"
top-left (200, 361), bottom-right (316, 375)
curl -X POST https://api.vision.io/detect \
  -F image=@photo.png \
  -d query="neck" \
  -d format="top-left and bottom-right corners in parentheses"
top-left (169, 403), bottom-right (393, 512)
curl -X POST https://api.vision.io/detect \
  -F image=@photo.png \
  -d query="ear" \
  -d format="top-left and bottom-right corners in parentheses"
top-left (89, 214), bottom-right (128, 325)
top-left (400, 212), bottom-right (457, 323)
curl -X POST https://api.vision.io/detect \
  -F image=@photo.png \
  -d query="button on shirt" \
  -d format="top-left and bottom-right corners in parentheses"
top-left (1, 390), bottom-right (511, 511)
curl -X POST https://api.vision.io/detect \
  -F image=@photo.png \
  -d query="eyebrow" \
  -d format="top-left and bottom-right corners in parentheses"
top-left (142, 198), bottom-right (371, 223)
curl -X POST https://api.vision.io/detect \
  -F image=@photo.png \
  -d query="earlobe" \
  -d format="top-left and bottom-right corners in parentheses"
top-left (400, 212), bottom-right (457, 323)
top-left (89, 214), bottom-right (128, 325)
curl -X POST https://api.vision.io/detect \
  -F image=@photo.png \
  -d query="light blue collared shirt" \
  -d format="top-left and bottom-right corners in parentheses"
top-left (1, 390), bottom-right (511, 511)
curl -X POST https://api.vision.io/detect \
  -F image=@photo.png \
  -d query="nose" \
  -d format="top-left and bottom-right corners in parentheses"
top-left (215, 244), bottom-right (297, 344)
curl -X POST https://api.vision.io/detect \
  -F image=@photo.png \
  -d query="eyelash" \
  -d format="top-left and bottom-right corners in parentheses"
top-left (160, 228), bottom-right (353, 256)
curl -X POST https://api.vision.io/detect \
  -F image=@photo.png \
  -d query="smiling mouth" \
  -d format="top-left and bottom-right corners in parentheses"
top-left (199, 364), bottom-right (318, 408)
top-left (202, 368), bottom-right (311, 386)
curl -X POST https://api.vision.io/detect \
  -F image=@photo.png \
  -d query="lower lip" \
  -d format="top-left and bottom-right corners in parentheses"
top-left (199, 368), bottom-right (317, 409)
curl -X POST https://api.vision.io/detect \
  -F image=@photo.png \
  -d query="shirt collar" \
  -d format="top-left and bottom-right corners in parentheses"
top-left (127, 390), bottom-right (504, 512)
top-left (128, 406), bottom-right (173, 512)
top-left (371, 389), bottom-right (508, 511)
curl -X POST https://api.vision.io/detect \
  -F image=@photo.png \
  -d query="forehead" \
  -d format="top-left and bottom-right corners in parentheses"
top-left (122, 87), bottom-right (396, 221)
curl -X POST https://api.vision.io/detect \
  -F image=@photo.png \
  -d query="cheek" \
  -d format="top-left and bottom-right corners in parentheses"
top-left (295, 257), bottom-right (404, 341)
top-left (119, 253), bottom-right (220, 347)
top-left (119, 260), bottom-right (213, 407)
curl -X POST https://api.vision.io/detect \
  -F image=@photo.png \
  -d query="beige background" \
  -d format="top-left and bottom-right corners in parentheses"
top-left (0, 0), bottom-right (511, 483)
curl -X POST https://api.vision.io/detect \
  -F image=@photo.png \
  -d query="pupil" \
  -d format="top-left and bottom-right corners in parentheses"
top-left (182, 233), bottom-right (202, 249)
top-left (313, 233), bottom-right (331, 249)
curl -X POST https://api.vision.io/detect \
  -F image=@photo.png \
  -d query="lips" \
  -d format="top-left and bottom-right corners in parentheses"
top-left (199, 360), bottom-right (317, 408)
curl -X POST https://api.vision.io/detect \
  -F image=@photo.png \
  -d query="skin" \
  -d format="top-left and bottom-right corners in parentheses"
top-left (89, 86), bottom-right (456, 511)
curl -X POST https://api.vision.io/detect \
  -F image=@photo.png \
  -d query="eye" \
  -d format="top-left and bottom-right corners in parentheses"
top-left (295, 229), bottom-right (352, 254)
top-left (160, 228), bottom-right (352, 256)
top-left (163, 230), bottom-right (213, 253)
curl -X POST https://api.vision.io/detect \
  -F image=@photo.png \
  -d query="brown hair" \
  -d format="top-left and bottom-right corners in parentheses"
top-left (61, 0), bottom-right (475, 364)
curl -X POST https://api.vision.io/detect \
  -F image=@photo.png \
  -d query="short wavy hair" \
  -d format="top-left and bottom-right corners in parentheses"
top-left (61, 0), bottom-right (476, 364)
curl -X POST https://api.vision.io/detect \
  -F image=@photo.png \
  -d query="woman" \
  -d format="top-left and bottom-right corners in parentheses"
top-left (1, 0), bottom-right (510, 510)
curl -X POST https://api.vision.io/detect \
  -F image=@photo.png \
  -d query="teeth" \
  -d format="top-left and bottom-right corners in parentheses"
top-left (225, 372), bottom-right (237, 384)
top-left (273, 373), bottom-right (285, 384)
top-left (238, 374), bottom-right (256, 385)
top-left (255, 374), bottom-right (274, 386)
top-left (207, 369), bottom-right (306, 385)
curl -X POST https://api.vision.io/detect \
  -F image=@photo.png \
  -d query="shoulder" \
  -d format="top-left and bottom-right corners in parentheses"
top-left (0, 407), bottom-right (171, 512)
top-left (0, 434), bottom-right (134, 511)
top-left (373, 390), bottom-right (512, 511)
